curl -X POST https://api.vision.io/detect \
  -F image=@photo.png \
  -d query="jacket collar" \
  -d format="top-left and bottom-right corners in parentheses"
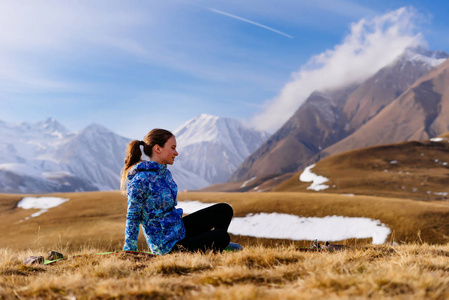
top-left (127, 161), bottom-right (167, 179)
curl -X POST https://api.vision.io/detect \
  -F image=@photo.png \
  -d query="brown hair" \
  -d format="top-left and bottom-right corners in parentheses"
top-left (120, 128), bottom-right (174, 192)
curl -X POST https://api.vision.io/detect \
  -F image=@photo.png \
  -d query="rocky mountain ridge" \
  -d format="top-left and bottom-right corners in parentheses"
top-left (230, 47), bottom-right (449, 182)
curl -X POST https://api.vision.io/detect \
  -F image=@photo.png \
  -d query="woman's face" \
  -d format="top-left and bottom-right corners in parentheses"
top-left (157, 136), bottom-right (178, 165)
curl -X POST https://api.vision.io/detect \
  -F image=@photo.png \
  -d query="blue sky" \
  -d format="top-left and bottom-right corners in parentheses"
top-left (1, 0), bottom-right (448, 139)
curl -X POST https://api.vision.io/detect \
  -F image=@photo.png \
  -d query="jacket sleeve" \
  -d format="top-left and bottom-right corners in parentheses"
top-left (123, 174), bottom-right (148, 251)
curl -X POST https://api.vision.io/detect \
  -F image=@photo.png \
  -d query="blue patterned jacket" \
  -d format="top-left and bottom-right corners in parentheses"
top-left (123, 161), bottom-right (185, 255)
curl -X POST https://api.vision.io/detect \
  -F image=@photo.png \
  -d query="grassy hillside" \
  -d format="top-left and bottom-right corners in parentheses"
top-left (0, 191), bottom-right (128, 251)
top-left (276, 139), bottom-right (449, 201)
top-left (2, 191), bottom-right (449, 252)
top-left (2, 185), bottom-right (449, 298)
top-left (1, 244), bottom-right (448, 299)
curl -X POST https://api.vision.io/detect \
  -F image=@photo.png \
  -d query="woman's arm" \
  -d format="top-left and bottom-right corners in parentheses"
top-left (124, 174), bottom-right (148, 251)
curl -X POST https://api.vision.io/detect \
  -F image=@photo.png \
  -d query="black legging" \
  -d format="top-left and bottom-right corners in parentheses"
top-left (174, 203), bottom-right (233, 253)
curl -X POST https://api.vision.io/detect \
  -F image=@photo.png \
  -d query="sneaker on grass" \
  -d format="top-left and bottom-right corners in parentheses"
top-left (224, 242), bottom-right (243, 252)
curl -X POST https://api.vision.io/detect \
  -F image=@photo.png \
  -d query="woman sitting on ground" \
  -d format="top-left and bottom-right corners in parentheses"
top-left (120, 128), bottom-right (239, 255)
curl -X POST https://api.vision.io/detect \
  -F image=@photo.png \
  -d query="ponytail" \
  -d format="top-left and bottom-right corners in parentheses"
top-left (120, 140), bottom-right (145, 193)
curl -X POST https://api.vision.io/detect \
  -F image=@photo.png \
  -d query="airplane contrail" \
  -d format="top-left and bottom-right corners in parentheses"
top-left (209, 8), bottom-right (294, 39)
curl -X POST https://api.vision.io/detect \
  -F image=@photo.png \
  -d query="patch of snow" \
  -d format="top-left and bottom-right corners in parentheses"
top-left (431, 138), bottom-right (445, 142)
top-left (433, 192), bottom-right (448, 196)
top-left (435, 160), bottom-right (448, 166)
top-left (179, 200), bottom-right (391, 244)
top-left (241, 177), bottom-right (256, 188)
top-left (343, 194), bottom-right (355, 197)
top-left (50, 131), bottom-right (64, 139)
top-left (390, 160), bottom-right (398, 164)
top-left (229, 213), bottom-right (391, 245)
top-left (17, 197), bottom-right (69, 219)
top-left (177, 201), bottom-right (217, 214)
top-left (299, 164), bottom-right (329, 191)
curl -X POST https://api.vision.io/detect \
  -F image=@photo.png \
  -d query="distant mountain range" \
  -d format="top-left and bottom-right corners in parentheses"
top-left (0, 118), bottom-right (129, 193)
top-left (230, 47), bottom-right (449, 182)
top-left (0, 115), bottom-right (268, 193)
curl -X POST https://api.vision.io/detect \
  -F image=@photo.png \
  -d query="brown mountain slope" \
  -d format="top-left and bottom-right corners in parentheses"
top-left (276, 137), bottom-right (449, 201)
top-left (230, 87), bottom-right (356, 182)
top-left (231, 51), bottom-right (442, 182)
top-left (200, 172), bottom-right (294, 192)
top-left (322, 58), bottom-right (449, 157)
top-left (342, 53), bottom-right (441, 133)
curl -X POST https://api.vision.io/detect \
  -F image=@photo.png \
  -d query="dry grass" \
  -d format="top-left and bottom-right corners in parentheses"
top-left (1, 244), bottom-right (448, 299)
top-left (2, 190), bottom-right (449, 251)
top-left (2, 189), bottom-right (449, 298)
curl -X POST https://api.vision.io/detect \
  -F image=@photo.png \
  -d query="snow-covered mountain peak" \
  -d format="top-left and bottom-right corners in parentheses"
top-left (82, 123), bottom-right (112, 133)
top-left (174, 114), bottom-right (221, 147)
top-left (172, 114), bottom-right (269, 186)
top-left (34, 117), bottom-right (69, 139)
top-left (0, 118), bottom-right (73, 163)
top-left (75, 123), bottom-right (127, 143)
top-left (39, 117), bottom-right (62, 128)
top-left (401, 47), bottom-right (448, 68)
top-left (198, 113), bottom-right (219, 122)
top-left (11, 118), bottom-right (70, 141)
top-left (174, 114), bottom-right (267, 149)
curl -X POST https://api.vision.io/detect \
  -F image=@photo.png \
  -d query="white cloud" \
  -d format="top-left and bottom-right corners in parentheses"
top-left (0, 1), bottom-right (147, 52)
top-left (0, 1), bottom-right (149, 92)
top-left (251, 6), bottom-right (424, 132)
top-left (0, 1), bottom-right (279, 95)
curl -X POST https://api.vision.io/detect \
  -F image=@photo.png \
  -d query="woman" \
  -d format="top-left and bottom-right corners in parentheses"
top-left (121, 128), bottom-right (238, 255)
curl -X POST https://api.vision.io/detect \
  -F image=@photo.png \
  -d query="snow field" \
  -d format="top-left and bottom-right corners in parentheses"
top-left (178, 201), bottom-right (391, 244)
